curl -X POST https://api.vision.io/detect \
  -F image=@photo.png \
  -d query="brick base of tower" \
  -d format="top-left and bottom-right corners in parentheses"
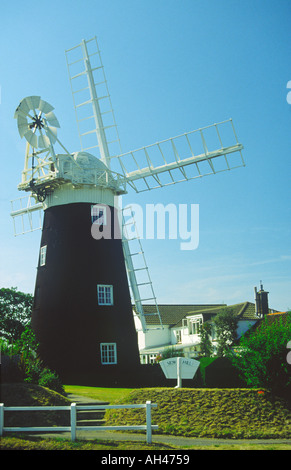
top-left (31, 202), bottom-right (141, 386)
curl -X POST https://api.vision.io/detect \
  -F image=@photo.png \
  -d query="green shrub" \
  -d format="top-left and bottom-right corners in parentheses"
top-left (6, 327), bottom-right (66, 396)
top-left (38, 368), bottom-right (65, 396)
top-left (229, 312), bottom-right (291, 397)
top-left (22, 357), bottom-right (44, 384)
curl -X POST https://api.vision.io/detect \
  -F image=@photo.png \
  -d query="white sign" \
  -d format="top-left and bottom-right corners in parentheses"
top-left (159, 356), bottom-right (200, 387)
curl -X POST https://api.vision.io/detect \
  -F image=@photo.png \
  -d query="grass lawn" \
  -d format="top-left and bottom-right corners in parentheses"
top-left (64, 385), bottom-right (134, 403)
top-left (0, 434), bottom-right (174, 451)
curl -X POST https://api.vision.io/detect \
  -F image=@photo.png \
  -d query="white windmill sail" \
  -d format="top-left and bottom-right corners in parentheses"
top-left (122, 206), bottom-right (163, 333)
top-left (65, 38), bottom-right (245, 192)
top-left (111, 119), bottom-right (244, 192)
top-left (65, 37), bottom-right (122, 167)
top-left (10, 195), bottom-right (43, 236)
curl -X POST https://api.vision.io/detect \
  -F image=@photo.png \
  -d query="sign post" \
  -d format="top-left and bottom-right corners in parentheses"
top-left (159, 356), bottom-right (200, 388)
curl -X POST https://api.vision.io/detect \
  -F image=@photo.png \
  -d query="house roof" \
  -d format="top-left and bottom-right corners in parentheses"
top-left (134, 302), bottom-right (277, 328)
top-left (134, 304), bottom-right (225, 327)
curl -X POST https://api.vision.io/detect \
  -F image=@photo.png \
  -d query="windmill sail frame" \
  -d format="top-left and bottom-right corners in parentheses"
top-left (65, 37), bottom-right (122, 166)
top-left (113, 119), bottom-right (244, 193)
top-left (122, 205), bottom-right (163, 333)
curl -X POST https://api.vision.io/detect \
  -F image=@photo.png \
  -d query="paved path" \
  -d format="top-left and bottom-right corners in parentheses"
top-left (66, 393), bottom-right (109, 405)
top-left (36, 430), bottom-right (291, 448)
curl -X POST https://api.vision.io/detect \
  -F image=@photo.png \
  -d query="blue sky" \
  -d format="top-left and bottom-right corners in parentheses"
top-left (0, 0), bottom-right (290, 311)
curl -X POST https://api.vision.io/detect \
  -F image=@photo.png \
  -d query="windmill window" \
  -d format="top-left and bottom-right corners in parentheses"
top-left (40, 245), bottom-right (47, 266)
top-left (91, 204), bottom-right (107, 225)
top-left (97, 284), bottom-right (113, 305)
top-left (100, 343), bottom-right (117, 364)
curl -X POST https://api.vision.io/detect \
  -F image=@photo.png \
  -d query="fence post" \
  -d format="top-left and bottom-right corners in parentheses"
top-left (0, 404), bottom-right (4, 437)
top-left (146, 401), bottom-right (152, 444)
top-left (70, 403), bottom-right (77, 442)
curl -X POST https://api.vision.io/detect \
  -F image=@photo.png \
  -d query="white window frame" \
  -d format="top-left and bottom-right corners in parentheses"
top-left (175, 329), bottom-right (182, 343)
top-left (187, 317), bottom-right (202, 336)
top-left (100, 343), bottom-right (117, 365)
top-left (140, 354), bottom-right (148, 364)
top-left (40, 245), bottom-right (47, 266)
top-left (91, 204), bottom-right (107, 225)
top-left (97, 284), bottom-right (113, 306)
top-left (149, 354), bottom-right (158, 364)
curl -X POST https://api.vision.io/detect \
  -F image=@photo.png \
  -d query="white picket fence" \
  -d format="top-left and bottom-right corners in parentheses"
top-left (0, 401), bottom-right (158, 444)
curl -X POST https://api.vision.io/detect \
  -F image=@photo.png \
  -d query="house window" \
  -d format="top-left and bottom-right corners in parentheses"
top-left (91, 204), bottom-right (106, 225)
top-left (149, 354), bottom-right (158, 364)
top-left (40, 245), bottom-right (47, 266)
top-left (175, 330), bottom-right (182, 343)
top-left (188, 318), bottom-right (202, 335)
top-left (97, 285), bottom-right (113, 305)
top-left (140, 355), bottom-right (148, 364)
top-left (100, 343), bottom-right (117, 364)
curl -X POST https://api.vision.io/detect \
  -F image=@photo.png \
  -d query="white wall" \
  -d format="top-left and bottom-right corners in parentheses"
top-left (143, 327), bottom-right (171, 348)
top-left (134, 314), bottom-right (171, 350)
top-left (179, 329), bottom-right (201, 346)
top-left (134, 313), bottom-right (258, 354)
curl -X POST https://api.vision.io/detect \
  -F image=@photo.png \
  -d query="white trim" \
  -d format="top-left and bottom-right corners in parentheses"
top-left (43, 183), bottom-right (116, 209)
top-left (188, 317), bottom-right (202, 335)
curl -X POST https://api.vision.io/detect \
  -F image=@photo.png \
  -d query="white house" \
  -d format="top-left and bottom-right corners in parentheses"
top-left (133, 299), bottom-right (276, 364)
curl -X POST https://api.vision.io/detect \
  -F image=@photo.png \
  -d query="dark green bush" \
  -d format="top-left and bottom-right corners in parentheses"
top-left (229, 312), bottom-right (291, 397)
top-left (38, 368), bottom-right (66, 396)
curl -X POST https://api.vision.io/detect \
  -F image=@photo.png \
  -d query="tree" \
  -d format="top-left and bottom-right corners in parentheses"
top-left (0, 290), bottom-right (65, 395)
top-left (199, 322), bottom-right (214, 356)
top-left (15, 327), bottom-right (39, 361)
top-left (213, 307), bottom-right (238, 356)
top-left (0, 287), bottom-right (33, 342)
top-left (229, 312), bottom-right (291, 396)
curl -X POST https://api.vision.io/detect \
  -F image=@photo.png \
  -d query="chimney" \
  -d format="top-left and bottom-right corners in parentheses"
top-left (254, 282), bottom-right (269, 317)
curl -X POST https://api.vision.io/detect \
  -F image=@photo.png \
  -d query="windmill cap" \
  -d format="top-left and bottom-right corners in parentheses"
top-left (66, 151), bottom-right (116, 186)
top-left (73, 151), bottom-right (107, 170)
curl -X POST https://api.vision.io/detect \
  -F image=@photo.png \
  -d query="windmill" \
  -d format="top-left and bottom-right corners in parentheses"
top-left (11, 37), bottom-right (245, 385)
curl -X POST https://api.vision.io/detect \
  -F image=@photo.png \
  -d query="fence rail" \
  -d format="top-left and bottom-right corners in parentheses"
top-left (0, 401), bottom-right (158, 444)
